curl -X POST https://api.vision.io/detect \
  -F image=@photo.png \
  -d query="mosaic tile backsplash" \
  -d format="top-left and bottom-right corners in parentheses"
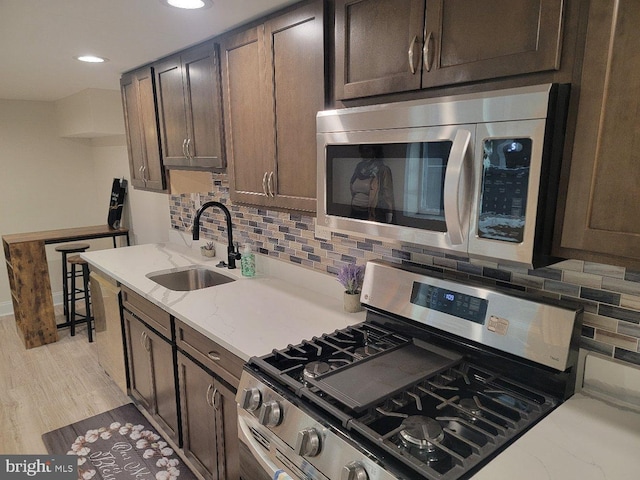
top-left (170, 173), bottom-right (640, 369)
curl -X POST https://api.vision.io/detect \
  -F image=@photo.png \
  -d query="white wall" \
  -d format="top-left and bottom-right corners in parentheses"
top-left (91, 137), bottom-right (170, 246)
top-left (0, 98), bottom-right (169, 315)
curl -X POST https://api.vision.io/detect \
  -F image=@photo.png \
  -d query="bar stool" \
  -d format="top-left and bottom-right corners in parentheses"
top-left (56, 243), bottom-right (89, 328)
top-left (54, 243), bottom-right (90, 327)
top-left (67, 255), bottom-right (93, 342)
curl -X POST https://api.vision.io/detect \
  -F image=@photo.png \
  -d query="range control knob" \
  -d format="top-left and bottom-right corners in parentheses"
top-left (258, 400), bottom-right (282, 427)
top-left (240, 387), bottom-right (261, 412)
top-left (295, 428), bottom-right (321, 457)
top-left (341, 461), bottom-right (368, 480)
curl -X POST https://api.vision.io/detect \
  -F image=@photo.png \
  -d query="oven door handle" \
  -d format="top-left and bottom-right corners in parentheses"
top-left (238, 414), bottom-right (291, 478)
top-left (443, 129), bottom-right (471, 245)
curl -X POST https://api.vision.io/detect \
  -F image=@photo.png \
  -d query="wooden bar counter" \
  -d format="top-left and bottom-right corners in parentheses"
top-left (2, 225), bottom-right (129, 349)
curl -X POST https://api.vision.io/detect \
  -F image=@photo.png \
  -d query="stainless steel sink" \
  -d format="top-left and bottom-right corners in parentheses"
top-left (147, 266), bottom-right (235, 291)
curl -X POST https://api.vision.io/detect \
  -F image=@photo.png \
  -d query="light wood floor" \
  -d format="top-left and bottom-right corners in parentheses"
top-left (0, 310), bottom-right (129, 454)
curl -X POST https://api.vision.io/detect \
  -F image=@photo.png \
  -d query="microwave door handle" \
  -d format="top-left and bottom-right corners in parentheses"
top-left (443, 129), bottom-right (471, 245)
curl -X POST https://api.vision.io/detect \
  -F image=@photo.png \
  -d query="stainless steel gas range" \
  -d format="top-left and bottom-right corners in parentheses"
top-left (236, 261), bottom-right (583, 480)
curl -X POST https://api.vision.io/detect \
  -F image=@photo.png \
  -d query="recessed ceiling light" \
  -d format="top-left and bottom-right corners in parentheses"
top-left (75, 55), bottom-right (109, 63)
top-left (161, 0), bottom-right (213, 9)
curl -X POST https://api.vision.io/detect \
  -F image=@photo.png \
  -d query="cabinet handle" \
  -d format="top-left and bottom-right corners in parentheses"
top-left (138, 165), bottom-right (146, 186)
top-left (182, 139), bottom-right (187, 158)
top-left (267, 171), bottom-right (275, 197)
top-left (262, 171), bottom-right (269, 196)
top-left (212, 387), bottom-right (221, 411)
top-left (408, 35), bottom-right (418, 74)
top-left (186, 138), bottom-right (193, 159)
top-left (140, 331), bottom-right (150, 351)
top-left (206, 384), bottom-right (214, 407)
top-left (207, 351), bottom-right (221, 361)
top-left (423, 31), bottom-right (434, 72)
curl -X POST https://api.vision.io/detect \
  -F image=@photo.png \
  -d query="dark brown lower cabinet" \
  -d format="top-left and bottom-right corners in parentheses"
top-left (178, 352), bottom-right (239, 480)
top-left (124, 310), bottom-right (179, 445)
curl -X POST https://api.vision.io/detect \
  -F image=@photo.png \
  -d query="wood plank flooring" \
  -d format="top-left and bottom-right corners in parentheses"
top-left (0, 311), bottom-right (129, 453)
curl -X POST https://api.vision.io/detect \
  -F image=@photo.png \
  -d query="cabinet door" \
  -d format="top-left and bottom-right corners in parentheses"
top-left (124, 311), bottom-right (179, 444)
top-left (220, 26), bottom-right (273, 206)
top-left (178, 353), bottom-right (218, 480)
top-left (335, 0), bottom-right (425, 99)
top-left (265, 0), bottom-right (325, 212)
top-left (215, 379), bottom-right (239, 480)
top-left (124, 311), bottom-right (153, 410)
top-left (120, 67), bottom-right (165, 191)
top-left (222, 0), bottom-right (325, 211)
top-left (558, 0), bottom-right (640, 266)
top-left (423, 0), bottom-right (563, 87)
top-left (155, 55), bottom-right (189, 165)
top-left (178, 353), bottom-right (239, 480)
top-left (182, 42), bottom-right (225, 168)
top-left (149, 326), bottom-right (179, 444)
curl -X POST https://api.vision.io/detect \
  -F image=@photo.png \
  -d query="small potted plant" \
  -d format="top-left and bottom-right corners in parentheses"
top-left (200, 241), bottom-right (216, 258)
top-left (337, 263), bottom-right (365, 313)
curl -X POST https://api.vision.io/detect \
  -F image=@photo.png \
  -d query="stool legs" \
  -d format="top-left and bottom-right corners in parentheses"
top-left (69, 262), bottom-right (93, 342)
top-left (61, 255), bottom-right (69, 322)
top-left (82, 264), bottom-right (93, 343)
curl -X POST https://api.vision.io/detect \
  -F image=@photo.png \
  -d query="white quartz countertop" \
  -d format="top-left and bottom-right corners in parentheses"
top-left (473, 354), bottom-right (640, 480)
top-left (473, 392), bottom-right (640, 480)
top-left (82, 242), bottom-right (364, 361)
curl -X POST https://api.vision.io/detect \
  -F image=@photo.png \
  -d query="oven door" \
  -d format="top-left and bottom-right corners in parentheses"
top-left (238, 410), bottom-right (328, 480)
top-left (318, 125), bottom-right (475, 254)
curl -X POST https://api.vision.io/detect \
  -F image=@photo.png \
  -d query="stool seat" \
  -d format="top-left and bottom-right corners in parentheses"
top-left (67, 254), bottom-right (88, 265)
top-left (55, 243), bottom-right (90, 253)
top-left (67, 253), bottom-right (93, 342)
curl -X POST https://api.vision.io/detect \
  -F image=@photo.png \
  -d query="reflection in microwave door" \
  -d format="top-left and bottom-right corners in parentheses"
top-left (478, 214), bottom-right (525, 243)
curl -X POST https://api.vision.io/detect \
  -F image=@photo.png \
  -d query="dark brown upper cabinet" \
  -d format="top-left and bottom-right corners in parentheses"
top-left (556, 0), bottom-right (640, 268)
top-left (220, 0), bottom-right (325, 212)
top-left (335, 0), bottom-right (564, 100)
top-left (120, 66), bottom-right (166, 191)
top-left (155, 41), bottom-right (225, 170)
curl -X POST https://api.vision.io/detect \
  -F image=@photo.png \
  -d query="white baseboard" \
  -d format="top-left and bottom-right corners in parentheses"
top-left (0, 300), bottom-right (13, 317)
top-left (0, 292), bottom-right (64, 317)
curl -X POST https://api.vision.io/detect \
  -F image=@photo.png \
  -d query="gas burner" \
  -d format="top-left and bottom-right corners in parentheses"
top-left (399, 416), bottom-right (444, 451)
top-left (459, 397), bottom-right (483, 422)
top-left (303, 361), bottom-right (331, 382)
top-left (354, 344), bottom-right (380, 357)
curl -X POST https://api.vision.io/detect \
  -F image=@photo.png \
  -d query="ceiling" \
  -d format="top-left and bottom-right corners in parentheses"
top-left (0, 0), bottom-right (299, 102)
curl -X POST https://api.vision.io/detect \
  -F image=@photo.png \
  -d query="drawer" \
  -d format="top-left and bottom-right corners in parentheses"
top-left (121, 285), bottom-right (172, 340)
top-left (176, 320), bottom-right (243, 389)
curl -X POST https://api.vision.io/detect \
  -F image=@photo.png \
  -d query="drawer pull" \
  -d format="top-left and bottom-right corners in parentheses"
top-left (207, 351), bottom-right (221, 361)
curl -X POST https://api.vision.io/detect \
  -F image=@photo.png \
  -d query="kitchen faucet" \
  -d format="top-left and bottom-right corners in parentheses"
top-left (192, 201), bottom-right (241, 269)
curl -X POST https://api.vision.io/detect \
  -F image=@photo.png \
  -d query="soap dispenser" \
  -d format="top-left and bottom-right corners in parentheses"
top-left (240, 244), bottom-right (255, 277)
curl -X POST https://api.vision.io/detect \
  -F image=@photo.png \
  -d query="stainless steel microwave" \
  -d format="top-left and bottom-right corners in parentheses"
top-left (316, 83), bottom-right (570, 268)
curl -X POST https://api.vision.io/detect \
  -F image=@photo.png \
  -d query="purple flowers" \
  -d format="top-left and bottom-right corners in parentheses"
top-left (337, 263), bottom-right (365, 294)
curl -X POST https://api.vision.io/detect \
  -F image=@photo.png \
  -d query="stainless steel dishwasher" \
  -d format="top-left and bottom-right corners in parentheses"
top-left (90, 270), bottom-right (127, 394)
